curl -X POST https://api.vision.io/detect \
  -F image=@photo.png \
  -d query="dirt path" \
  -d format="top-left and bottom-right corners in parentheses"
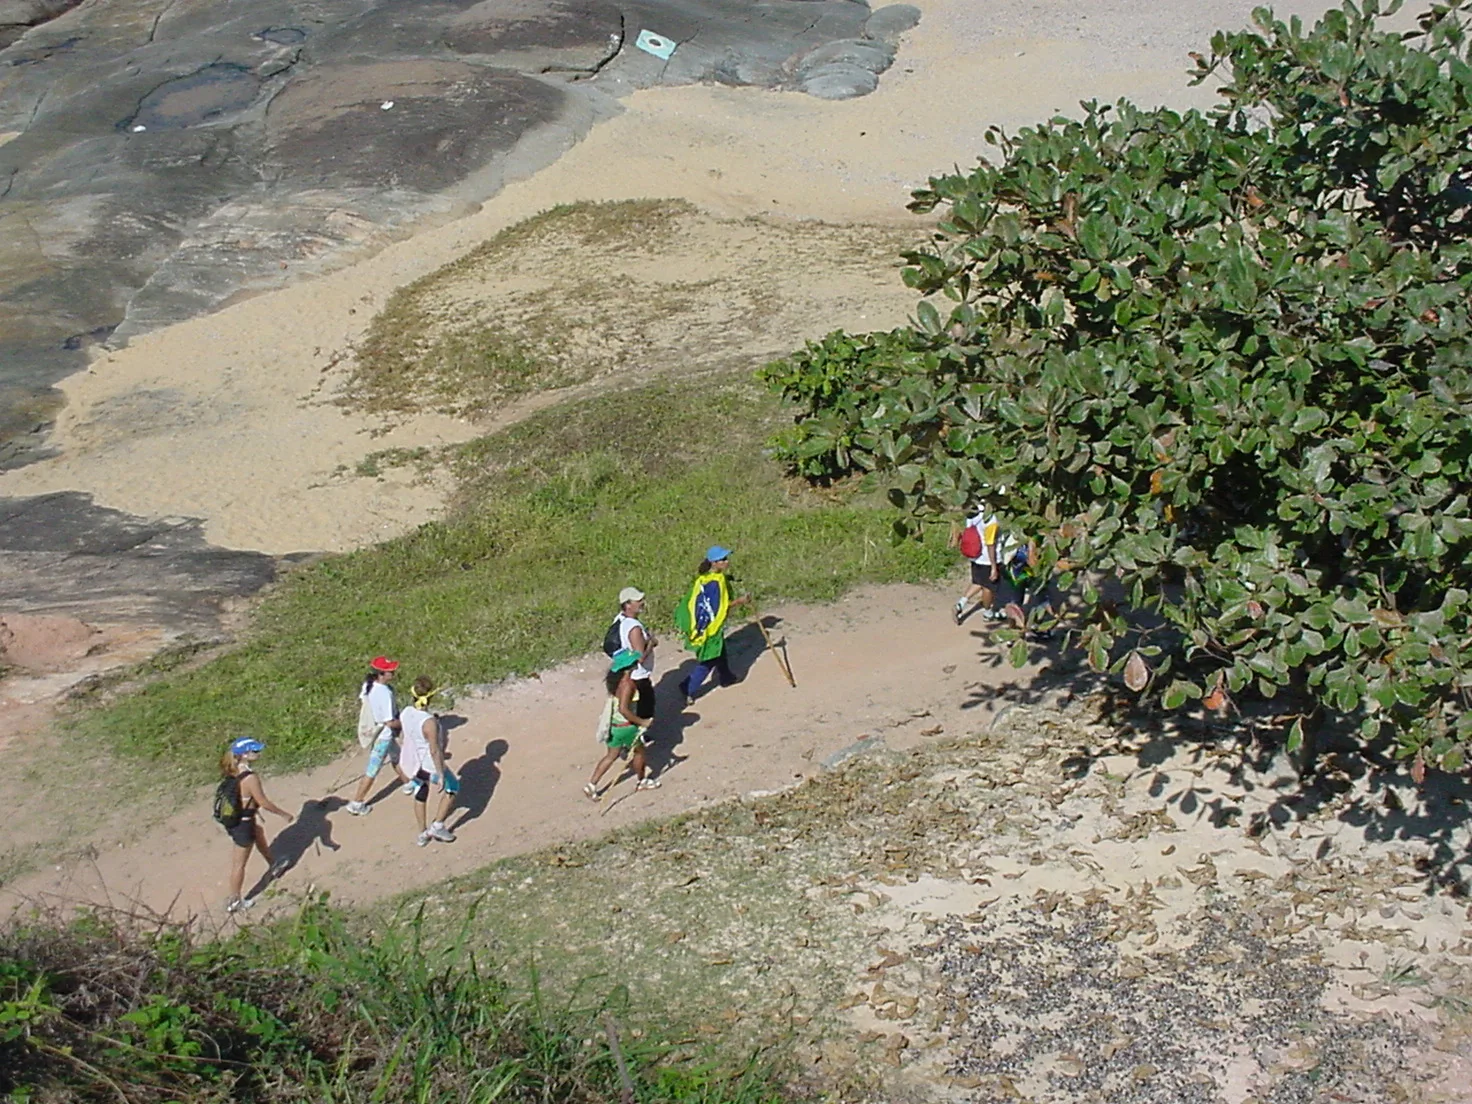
top-left (0, 582), bottom-right (1043, 918)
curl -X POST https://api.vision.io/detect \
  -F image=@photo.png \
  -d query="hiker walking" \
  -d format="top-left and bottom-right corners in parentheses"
top-left (398, 676), bottom-right (459, 846)
top-left (676, 545), bottom-right (751, 704)
top-left (216, 737), bottom-right (294, 913)
top-left (346, 656), bottom-right (412, 816)
top-left (952, 498), bottom-right (1008, 624)
top-left (584, 648), bottom-right (657, 798)
top-left (613, 586), bottom-right (657, 720)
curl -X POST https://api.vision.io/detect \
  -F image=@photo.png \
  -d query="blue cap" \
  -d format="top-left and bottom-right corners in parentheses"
top-left (229, 737), bottom-right (265, 756)
top-left (706, 545), bottom-right (732, 561)
top-left (610, 648), bottom-right (642, 673)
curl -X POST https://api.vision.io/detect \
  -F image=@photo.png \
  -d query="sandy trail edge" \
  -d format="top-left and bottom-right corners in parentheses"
top-left (2, 583), bottom-right (1036, 918)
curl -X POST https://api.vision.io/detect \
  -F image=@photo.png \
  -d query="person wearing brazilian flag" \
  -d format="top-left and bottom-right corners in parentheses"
top-left (675, 544), bottom-right (752, 704)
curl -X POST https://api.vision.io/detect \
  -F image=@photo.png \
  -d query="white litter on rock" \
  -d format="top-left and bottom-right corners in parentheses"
top-left (131, 124), bottom-right (146, 132)
top-left (380, 100), bottom-right (394, 110)
top-left (634, 29), bottom-right (676, 60)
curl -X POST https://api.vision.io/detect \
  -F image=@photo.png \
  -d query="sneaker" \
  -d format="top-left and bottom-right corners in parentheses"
top-left (402, 781), bottom-right (419, 795)
top-left (416, 830), bottom-right (432, 847)
top-left (226, 896), bottom-right (255, 914)
top-left (582, 781), bottom-right (599, 801)
top-left (981, 608), bottom-right (1005, 622)
top-left (635, 777), bottom-right (662, 791)
top-left (346, 800), bottom-right (371, 816)
top-left (428, 823), bottom-right (456, 843)
top-left (953, 599), bottom-right (965, 625)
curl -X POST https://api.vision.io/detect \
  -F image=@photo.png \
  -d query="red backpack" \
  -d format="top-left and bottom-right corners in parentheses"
top-left (959, 523), bottom-right (982, 559)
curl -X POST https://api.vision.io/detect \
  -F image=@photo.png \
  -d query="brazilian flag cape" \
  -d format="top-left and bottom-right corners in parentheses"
top-left (674, 571), bottom-right (730, 658)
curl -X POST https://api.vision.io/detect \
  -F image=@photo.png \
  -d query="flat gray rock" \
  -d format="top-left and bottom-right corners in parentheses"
top-left (798, 61), bottom-right (879, 99)
top-left (796, 36), bottom-right (894, 76)
top-left (863, 3), bottom-right (920, 44)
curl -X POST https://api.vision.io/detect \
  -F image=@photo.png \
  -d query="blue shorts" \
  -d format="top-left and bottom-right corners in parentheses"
top-left (412, 768), bottom-right (459, 801)
top-left (365, 732), bottom-right (397, 777)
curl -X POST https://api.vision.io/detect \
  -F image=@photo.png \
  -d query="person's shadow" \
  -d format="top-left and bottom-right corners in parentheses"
top-left (639, 669), bottom-right (700, 780)
top-left (248, 797), bottom-right (342, 897)
top-left (448, 737), bottom-right (507, 832)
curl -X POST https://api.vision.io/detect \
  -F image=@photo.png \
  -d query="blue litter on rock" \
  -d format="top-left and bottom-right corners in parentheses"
top-left (634, 29), bottom-right (676, 60)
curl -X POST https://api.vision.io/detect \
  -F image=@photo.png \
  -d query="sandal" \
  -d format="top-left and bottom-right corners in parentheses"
top-left (582, 782), bottom-right (599, 801)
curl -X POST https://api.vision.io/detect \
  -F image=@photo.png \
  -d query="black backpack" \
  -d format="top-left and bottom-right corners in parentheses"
top-left (602, 618), bottom-right (622, 657)
top-left (213, 774), bottom-right (243, 829)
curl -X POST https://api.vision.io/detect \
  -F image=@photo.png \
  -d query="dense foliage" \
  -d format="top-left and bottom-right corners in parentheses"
top-left (0, 901), bottom-right (782, 1103)
top-left (763, 0), bottom-right (1472, 773)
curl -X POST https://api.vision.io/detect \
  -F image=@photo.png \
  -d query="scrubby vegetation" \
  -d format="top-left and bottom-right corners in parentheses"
top-left (764, 0), bottom-right (1472, 775)
top-left (0, 900), bottom-right (784, 1103)
top-left (76, 375), bottom-right (951, 779)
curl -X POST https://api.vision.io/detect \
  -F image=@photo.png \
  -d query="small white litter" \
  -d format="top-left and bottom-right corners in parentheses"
top-left (634, 29), bottom-right (676, 60)
top-left (380, 100), bottom-right (394, 110)
top-left (132, 124), bottom-right (146, 132)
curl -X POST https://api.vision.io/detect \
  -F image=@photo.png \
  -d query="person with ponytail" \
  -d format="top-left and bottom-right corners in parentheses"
top-left (345, 656), bottom-right (410, 816)
top-left (217, 737), bottom-right (293, 913)
top-left (584, 648), bottom-right (657, 799)
top-left (398, 676), bottom-right (459, 846)
top-left (675, 545), bottom-right (751, 704)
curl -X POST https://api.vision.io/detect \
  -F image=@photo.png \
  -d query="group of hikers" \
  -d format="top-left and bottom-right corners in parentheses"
top-left (214, 500), bottom-right (1044, 914)
top-left (213, 544), bottom-right (751, 914)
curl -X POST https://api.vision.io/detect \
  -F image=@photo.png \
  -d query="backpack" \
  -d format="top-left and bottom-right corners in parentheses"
top-left (959, 523), bottom-right (982, 559)
top-left (213, 774), bottom-right (243, 830)
top-left (602, 618), bottom-right (622, 657)
top-left (356, 694), bottom-right (383, 749)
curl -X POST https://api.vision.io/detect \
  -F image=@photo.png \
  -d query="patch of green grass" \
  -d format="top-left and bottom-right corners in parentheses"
top-left (1, 897), bottom-right (788, 1103)
top-left (74, 374), bottom-right (953, 779)
top-left (349, 200), bottom-right (699, 417)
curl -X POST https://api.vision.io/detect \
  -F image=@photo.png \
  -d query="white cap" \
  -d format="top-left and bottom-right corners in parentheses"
top-left (618, 586), bottom-right (645, 605)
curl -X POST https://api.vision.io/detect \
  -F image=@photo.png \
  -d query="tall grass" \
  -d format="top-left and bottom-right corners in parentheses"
top-left (0, 899), bottom-right (786, 1103)
top-left (74, 376), bottom-right (953, 779)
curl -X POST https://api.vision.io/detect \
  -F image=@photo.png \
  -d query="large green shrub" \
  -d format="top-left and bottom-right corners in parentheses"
top-left (762, 0), bottom-right (1472, 774)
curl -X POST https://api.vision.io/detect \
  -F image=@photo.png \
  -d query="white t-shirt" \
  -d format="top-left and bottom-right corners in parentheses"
top-left (360, 682), bottom-right (396, 737)
top-left (616, 614), bottom-right (654, 679)
top-left (398, 705), bottom-right (440, 777)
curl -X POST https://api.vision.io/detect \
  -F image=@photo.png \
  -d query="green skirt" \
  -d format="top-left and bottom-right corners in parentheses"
top-left (608, 722), bottom-right (644, 750)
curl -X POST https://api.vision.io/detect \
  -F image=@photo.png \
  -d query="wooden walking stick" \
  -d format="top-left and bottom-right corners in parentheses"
top-left (756, 614), bottom-right (797, 688)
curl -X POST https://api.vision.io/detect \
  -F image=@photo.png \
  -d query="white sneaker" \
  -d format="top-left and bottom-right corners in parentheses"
top-left (346, 800), bottom-right (371, 816)
top-left (416, 830), bottom-right (431, 847)
top-left (226, 896), bottom-right (255, 914)
top-left (428, 823), bottom-right (456, 843)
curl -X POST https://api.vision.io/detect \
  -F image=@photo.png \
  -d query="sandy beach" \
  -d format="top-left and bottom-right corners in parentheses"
top-left (0, 0), bottom-right (1348, 556)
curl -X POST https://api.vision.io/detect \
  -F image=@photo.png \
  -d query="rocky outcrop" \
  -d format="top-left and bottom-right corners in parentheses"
top-left (0, 0), bottom-right (80, 48)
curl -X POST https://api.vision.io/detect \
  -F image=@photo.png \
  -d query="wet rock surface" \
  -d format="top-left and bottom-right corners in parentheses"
top-left (0, 492), bottom-right (278, 630)
top-left (0, 0), bottom-right (920, 625)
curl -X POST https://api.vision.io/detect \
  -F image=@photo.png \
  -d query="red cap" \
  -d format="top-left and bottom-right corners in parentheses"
top-left (369, 655), bottom-right (399, 672)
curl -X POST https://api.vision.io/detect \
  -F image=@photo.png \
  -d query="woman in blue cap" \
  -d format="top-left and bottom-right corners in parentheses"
top-left (216, 737), bottom-right (294, 913)
top-left (584, 648), bottom-right (657, 798)
top-left (675, 545), bottom-right (751, 704)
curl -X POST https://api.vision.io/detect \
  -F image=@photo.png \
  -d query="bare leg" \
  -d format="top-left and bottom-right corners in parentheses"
top-left (413, 798), bottom-right (428, 834)
top-left (253, 822), bottom-right (274, 866)
top-left (434, 793), bottom-right (456, 825)
top-left (228, 844), bottom-right (250, 902)
top-left (589, 746), bottom-right (622, 786)
top-left (351, 772), bottom-right (376, 804)
top-left (631, 744), bottom-right (648, 781)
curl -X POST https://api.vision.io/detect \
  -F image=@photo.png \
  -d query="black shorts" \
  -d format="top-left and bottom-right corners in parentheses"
top-left (970, 561), bottom-right (997, 586)
top-left (226, 816), bottom-right (258, 848)
top-left (632, 677), bottom-right (656, 720)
